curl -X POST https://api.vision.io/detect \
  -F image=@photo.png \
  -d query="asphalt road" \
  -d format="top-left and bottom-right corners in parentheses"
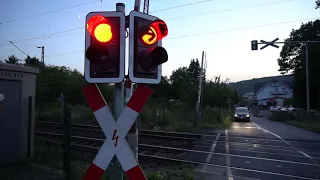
top-left (180, 114), bottom-right (320, 180)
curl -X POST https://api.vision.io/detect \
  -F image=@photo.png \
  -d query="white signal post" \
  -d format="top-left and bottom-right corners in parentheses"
top-left (82, 84), bottom-right (152, 180)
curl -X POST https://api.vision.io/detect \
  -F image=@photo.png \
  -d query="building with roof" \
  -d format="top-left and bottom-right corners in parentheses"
top-left (255, 79), bottom-right (293, 106)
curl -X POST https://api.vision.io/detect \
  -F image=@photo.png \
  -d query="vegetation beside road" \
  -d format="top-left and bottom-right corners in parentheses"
top-left (269, 111), bottom-right (320, 133)
top-left (2, 57), bottom-right (241, 131)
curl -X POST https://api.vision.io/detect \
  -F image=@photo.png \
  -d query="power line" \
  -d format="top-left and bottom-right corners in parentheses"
top-left (151, 0), bottom-right (214, 13)
top-left (45, 51), bottom-right (84, 58)
top-left (0, 27), bottom-right (83, 46)
top-left (165, 0), bottom-right (295, 20)
top-left (166, 17), bottom-right (319, 40)
top-left (9, 41), bottom-right (29, 57)
top-left (0, 0), bottom-right (298, 46)
top-left (0, 0), bottom-right (100, 25)
top-left (40, 16), bottom-right (319, 58)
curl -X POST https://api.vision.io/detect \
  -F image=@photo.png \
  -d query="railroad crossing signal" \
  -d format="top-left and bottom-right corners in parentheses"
top-left (82, 84), bottom-right (152, 180)
top-left (260, 38), bottom-right (279, 50)
top-left (129, 11), bottom-right (168, 84)
top-left (251, 40), bottom-right (258, 50)
top-left (84, 11), bottom-right (125, 83)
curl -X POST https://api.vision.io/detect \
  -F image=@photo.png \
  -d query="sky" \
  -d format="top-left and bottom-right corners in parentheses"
top-left (0, 0), bottom-right (319, 82)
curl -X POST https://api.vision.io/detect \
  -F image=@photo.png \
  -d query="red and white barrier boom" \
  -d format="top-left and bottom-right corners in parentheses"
top-left (82, 84), bottom-right (152, 180)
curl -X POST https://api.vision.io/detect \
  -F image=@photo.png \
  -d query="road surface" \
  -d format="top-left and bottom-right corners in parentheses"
top-left (180, 114), bottom-right (320, 180)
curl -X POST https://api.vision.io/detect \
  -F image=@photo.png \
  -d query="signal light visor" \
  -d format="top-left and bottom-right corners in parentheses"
top-left (87, 15), bottom-right (113, 43)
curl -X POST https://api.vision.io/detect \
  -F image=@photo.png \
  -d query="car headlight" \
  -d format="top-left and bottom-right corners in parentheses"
top-left (234, 114), bottom-right (238, 117)
top-left (246, 114), bottom-right (250, 117)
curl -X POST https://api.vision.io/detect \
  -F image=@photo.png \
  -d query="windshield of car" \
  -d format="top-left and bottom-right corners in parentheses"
top-left (236, 108), bottom-right (249, 113)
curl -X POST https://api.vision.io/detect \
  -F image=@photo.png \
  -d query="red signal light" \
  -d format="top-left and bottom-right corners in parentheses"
top-left (140, 19), bottom-right (168, 45)
top-left (87, 15), bottom-right (113, 43)
top-left (151, 19), bottom-right (168, 41)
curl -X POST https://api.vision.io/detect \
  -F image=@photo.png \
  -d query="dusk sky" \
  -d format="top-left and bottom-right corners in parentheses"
top-left (0, 0), bottom-right (319, 82)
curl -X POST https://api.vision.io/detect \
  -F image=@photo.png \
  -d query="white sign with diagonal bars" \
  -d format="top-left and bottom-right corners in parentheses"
top-left (82, 84), bottom-right (152, 180)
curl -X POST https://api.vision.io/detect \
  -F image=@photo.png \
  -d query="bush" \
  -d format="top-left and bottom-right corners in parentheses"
top-left (139, 103), bottom-right (232, 131)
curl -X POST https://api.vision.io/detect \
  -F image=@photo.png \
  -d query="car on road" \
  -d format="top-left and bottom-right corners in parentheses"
top-left (234, 107), bottom-right (250, 122)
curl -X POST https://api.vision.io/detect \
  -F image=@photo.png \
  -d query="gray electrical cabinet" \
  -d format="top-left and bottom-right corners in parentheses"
top-left (0, 63), bottom-right (38, 165)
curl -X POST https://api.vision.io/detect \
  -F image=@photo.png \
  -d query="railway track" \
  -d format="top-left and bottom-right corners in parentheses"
top-left (35, 121), bottom-right (320, 180)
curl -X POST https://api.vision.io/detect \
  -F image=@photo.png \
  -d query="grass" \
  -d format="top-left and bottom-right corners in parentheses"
top-left (269, 111), bottom-right (320, 133)
top-left (140, 103), bottom-right (233, 132)
top-left (37, 101), bottom-right (233, 131)
top-left (143, 163), bottom-right (195, 180)
top-left (286, 121), bottom-right (320, 133)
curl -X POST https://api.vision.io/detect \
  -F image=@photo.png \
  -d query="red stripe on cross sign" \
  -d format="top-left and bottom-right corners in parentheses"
top-left (126, 165), bottom-right (147, 180)
top-left (82, 84), bottom-right (151, 180)
top-left (82, 84), bottom-right (106, 111)
top-left (127, 85), bottom-right (152, 112)
top-left (83, 164), bottom-right (104, 180)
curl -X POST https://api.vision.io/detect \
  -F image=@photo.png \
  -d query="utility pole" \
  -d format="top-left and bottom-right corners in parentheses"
top-left (251, 39), bottom-right (320, 115)
top-left (305, 44), bottom-right (310, 115)
top-left (37, 46), bottom-right (45, 118)
top-left (195, 51), bottom-right (205, 129)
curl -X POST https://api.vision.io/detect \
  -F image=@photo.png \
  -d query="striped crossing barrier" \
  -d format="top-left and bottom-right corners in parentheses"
top-left (82, 84), bottom-right (152, 180)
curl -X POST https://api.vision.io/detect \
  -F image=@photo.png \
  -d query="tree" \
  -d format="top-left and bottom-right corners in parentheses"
top-left (4, 55), bottom-right (21, 65)
top-left (24, 56), bottom-right (41, 66)
top-left (277, 19), bottom-right (320, 108)
top-left (169, 59), bottom-right (201, 106)
top-left (232, 89), bottom-right (240, 104)
top-left (316, 0), bottom-right (320, 9)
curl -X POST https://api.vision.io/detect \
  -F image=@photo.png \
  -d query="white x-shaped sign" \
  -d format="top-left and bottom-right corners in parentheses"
top-left (82, 84), bottom-right (152, 180)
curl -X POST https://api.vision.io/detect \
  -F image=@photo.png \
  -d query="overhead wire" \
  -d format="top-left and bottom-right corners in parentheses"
top-left (41, 16), bottom-right (319, 58)
top-left (150, 0), bottom-right (214, 13)
top-left (0, 0), bottom-right (100, 25)
top-left (0, 0), bottom-right (299, 46)
top-left (165, 0), bottom-right (295, 20)
top-left (166, 17), bottom-right (319, 40)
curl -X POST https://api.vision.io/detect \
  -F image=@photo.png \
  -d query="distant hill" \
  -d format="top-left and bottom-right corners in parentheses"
top-left (229, 74), bottom-right (294, 95)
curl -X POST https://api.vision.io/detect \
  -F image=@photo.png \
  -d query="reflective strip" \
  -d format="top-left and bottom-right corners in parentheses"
top-left (127, 85), bottom-right (152, 112)
top-left (117, 107), bottom-right (139, 137)
top-left (83, 163), bottom-right (104, 180)
top-left (116, 140), bottom-right (138, 171)
top-left (126, 165), bottom-right (147, 180)
top-left (82, 84), bottom-right (106, 112)
top-left (92, 140), bottom-right (114, 170)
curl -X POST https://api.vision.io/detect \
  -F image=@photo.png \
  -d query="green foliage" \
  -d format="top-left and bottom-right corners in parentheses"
top-left (277, 19), bottom-right (320, 108)
top-left (283, 98), bottom-right (293, 106)
top-left (147, 171), bottom-right (167, 180)
top-left (4, 55), bottom-right (21, 65)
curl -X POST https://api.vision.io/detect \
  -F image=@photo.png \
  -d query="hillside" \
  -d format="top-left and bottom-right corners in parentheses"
top-left (229, 74), bottom-right (294, 95)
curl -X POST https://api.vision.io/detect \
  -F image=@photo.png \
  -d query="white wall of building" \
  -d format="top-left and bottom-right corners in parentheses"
top-left (256, 81), bottom-right (293, 106)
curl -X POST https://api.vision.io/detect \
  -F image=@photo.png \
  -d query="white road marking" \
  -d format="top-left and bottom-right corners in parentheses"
top-left (179, 152), bottom-right (186, 157)
top-left (252, 122), bottom-right (314, 161)
top-left (202, 133), bottom-right (220, 171)
top-left (225, 129), bottom-right (234, 180)
top-left (142, 154), bottom-right (319, 180)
